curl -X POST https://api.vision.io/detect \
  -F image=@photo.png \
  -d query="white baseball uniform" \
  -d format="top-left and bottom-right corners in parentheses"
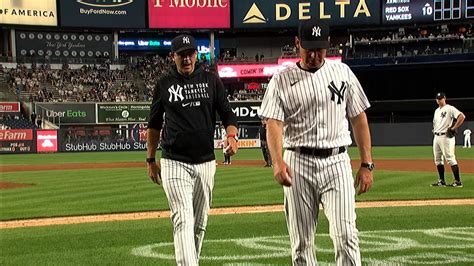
top-left (161, 158), bottom-right (216, 265)
top-left (259, 59), bottom-right (370, 265)
top-left (464, 129), bottom-right (471, 148)
top-left (432, 104), bottom-right (462, 166)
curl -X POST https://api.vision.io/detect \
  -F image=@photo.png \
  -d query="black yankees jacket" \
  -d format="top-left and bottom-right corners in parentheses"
top-left (148, 64), bottom-right (237, 164)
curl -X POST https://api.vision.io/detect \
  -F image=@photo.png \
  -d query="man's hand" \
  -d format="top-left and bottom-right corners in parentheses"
top-left (273, 161), bottom-right (292, 187)
top-left (224, 137), bottom-right (238, 156)
top-left (147, 160), bottom-right (162, 185)
top-left (354, 168), bottom-right (373, 195)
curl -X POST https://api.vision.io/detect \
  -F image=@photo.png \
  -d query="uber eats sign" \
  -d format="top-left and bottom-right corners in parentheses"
top-left (35, 103), bottom-right (96, 124)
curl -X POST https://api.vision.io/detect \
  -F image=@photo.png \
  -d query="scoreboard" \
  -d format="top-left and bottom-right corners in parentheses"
top-left (383, 0), bottom-right (474, 25)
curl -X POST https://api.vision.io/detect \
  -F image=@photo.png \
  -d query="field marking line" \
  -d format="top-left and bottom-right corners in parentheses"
top-left (1, 199), bottom-right (473, 229)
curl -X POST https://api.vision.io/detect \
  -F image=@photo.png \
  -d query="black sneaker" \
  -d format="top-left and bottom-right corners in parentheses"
top-left (448, 181), bottom-right (463, 187)
top-left (431, 180), bottom-right (446, 187)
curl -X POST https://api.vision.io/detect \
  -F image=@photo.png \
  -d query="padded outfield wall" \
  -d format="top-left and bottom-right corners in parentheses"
top-left (2, 101), bottom-right (473, 154)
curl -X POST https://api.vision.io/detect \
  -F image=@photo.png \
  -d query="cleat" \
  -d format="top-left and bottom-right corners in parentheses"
top-left (448, 181), bottom-right (463, 187)
top-left (431, 180), bottom-right (446, 187)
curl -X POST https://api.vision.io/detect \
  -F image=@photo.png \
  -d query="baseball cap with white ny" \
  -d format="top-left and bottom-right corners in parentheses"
top-left (298, 19), bottom-right (330, 49)
top-left (171, 34), bottom-right (197, 54)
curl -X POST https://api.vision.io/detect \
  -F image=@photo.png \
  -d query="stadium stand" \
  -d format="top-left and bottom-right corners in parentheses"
top-left (0, 115), bottom-right (37, 129)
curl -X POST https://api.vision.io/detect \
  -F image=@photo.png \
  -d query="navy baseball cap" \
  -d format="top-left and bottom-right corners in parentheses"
top-left (298, 19), bottom-right (330, 49)
top-left (436, 92), bottom-right (446, 99)
top-left (171, 34), bottom-right (197, 54)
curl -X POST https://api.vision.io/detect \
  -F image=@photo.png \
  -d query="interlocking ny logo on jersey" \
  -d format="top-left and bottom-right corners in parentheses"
top-left (328, 81), bottom-right (347, 104)
top-left (77, 0), bottom-right (133, 8)
top-left (441, 111), bottom-right (447, 118)
top-left (168, 85), bottom-right (184, 102)
top-left (243, 3), bottom-right (266, 23)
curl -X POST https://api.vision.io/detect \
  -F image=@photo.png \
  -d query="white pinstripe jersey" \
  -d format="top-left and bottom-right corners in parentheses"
top-left (433, 104), bottom-right (461, 134)
top-left (258, 60), bottom-right (370, 149)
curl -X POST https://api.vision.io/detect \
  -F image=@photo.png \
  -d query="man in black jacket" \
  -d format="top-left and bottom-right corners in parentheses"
top-left (146, 34), bottom-right (238, 266)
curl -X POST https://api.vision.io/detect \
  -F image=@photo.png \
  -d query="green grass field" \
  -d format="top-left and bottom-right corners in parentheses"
top-left (1, 147), bottom-right (473, 265)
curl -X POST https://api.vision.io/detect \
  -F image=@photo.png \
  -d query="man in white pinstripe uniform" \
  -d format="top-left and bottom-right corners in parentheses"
top-left (146, 34), bottom-right (238, 265)
top-left (258, 20), bottom-right (374, 265)
top-left (431, 92), bottom-right (465, 187)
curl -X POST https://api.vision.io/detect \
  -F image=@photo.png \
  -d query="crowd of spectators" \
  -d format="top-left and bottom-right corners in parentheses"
top-left (230, 87), bottom-right (266, 101)
top-left (6, 62), bottom-right (145, 103)
top-left (0, 114), bottom-right (38, 129)
top-left (3, 53), bottom-right (227, 103)
top-left (134, 55), bottom-right (173, 102)
top-left (3, 25), bottom-right (472, 104)
top-left (351, 25), bottom-right (473, 58)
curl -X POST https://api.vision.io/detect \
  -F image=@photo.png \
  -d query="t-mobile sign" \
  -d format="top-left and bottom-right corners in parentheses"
top-left (37, 130), bottom-right (58, 153)
top-left (148, 0), bottom-right (230, 28)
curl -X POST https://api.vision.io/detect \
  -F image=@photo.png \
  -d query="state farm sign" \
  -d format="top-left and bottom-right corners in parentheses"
top-left (148, 0), bottom-right (230, 28)
top-left (0, 102), bottom-right (20, 113)
top-left (0, 129), bottom-right (33, 141)
top-left (36, 130), bottom-right (58, 152)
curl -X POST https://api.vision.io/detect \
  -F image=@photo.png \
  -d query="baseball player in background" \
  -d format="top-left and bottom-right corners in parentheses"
top-left (463, 128), bottom-right (471, 148)
top-left (259, 19), bottom-right (374, 266)
top-left (431, 92), bottom-right (465, 187)
top-left (146, 34), bottom-right (238, 265)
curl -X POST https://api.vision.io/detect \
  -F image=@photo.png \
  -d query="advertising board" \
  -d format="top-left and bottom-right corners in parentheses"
top-left (233, 0), bottom-right (380, 28)
top-left (59, 0), bottom-right (146, 28)
top-left (148, 0), bottom-right (230, 28)
top-left (0, 0), bottom-right (57, 26)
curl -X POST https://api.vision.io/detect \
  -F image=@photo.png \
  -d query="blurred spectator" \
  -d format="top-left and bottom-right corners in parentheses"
top-left (30, 111), bottom-right (37, 125)
top-left (36, 115), bottom-right (42, 128)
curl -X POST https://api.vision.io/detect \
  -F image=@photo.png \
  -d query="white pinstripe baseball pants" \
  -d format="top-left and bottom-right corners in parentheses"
top-left (161, 158), bottom-right (216, 266)
top-left (283, 150), bottom-right (361, 266)
top-left (433, 135), bottom-right (457, 166)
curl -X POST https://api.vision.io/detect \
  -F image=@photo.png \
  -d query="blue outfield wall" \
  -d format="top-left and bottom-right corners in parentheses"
top-left (368, 121), bottom-right (473, 146)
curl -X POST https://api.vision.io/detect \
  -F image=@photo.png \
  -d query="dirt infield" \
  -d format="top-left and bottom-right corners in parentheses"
top-left (0, 182), bottom-right (34, 189)
top-left (1, 199), bottom-right (473, 229)
top-left (1, 159), bottom-right (473, 173)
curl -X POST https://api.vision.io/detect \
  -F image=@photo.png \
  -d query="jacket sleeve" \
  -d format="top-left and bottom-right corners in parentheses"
top-left (147, 81), bottom-right (165, 130)
top-left (214, 73), bottom-right (238, 128)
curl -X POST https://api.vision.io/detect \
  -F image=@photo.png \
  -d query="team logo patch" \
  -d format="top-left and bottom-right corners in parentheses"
top-left (328, 81), bottom-right (347, 104)
top-left (168, 85), bottom-right (184, 102)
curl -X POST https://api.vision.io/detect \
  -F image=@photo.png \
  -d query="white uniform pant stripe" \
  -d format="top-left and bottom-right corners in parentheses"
top-left (284, 151), bottom-right (361, 266)
top-left (161, 158), bottom-right (216, 266)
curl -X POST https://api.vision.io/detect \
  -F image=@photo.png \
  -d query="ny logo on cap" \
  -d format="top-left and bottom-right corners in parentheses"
top-left (312, 26), bottom-right (321, 37)
top-left (182, 37), bottom-right (190, 44)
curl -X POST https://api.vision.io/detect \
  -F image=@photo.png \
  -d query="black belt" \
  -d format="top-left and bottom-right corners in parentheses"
top-left (287, 146), bottom-right (346, 157)
top-left (434, 132), bottom-right (446, 136)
